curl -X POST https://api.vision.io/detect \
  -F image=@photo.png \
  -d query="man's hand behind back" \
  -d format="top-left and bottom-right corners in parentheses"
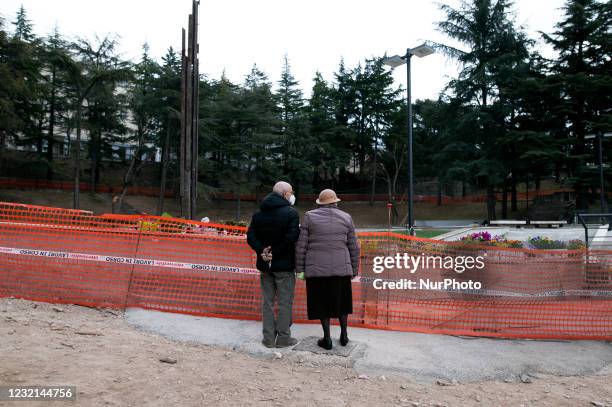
top-left (261, 246), bottom-right (273, 262)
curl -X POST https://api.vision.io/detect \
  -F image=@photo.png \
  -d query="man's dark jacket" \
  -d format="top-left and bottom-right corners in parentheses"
top-left (247, 192), bottom-right (300, 272)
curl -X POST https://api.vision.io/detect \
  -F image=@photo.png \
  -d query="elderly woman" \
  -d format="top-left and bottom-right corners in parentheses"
top-left (295, 189), bottom-right (360, 350)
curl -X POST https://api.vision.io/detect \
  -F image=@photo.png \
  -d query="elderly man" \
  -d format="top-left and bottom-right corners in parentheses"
top-left (247, 181), bottom-right (300, 348)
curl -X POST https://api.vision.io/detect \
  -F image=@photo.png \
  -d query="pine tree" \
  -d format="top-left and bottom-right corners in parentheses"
top-left (542, 0), bottom-right (612, 209)
top-left (307, 72), bottom-right (347, 188)
top-left (0, 15), bottom-right (20, 166)
top-left (331, 59), bottom-right (358, 186)
top-left (346, 58), bottom-right (401, 202)
top-left (211, 64), bottom-right (280, 218)
top-left (275, 55), bottom-right (310, 192)
top-left (6, 5), bottom-right (43, 160)
top-left (437, 0), bottom-right (531, 220)
top-left (68, 35), bottom-right (131, 206)
top-left (156, 47), bottom-right (182, 214)
top-left (118, 43), bottom-right (162, 210)
top-left (12, 5), bottom-right (34, 42)
top-left (40, 26), bottom-right (73, 179)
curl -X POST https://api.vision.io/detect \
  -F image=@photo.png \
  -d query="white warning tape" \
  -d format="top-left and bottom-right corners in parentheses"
top-left (1, 245), bottom-right (611, 298)
top-left (0, 246), bottom-right (260, 275)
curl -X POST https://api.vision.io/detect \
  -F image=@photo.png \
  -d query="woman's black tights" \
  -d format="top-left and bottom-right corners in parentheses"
top-left (318, 318), bottom-right (332, 349)
top-left (338, 314), bottom-right (348, 338)
top-left (338, 314), bottom-right (349, 346)
top-left (320, 318), bottom-right (331, 338)
top-left (318, 315), bottom-right (349, 349)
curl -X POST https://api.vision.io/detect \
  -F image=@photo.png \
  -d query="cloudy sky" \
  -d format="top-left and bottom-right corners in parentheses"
top-left (2, 0), bottom-right (566, 100)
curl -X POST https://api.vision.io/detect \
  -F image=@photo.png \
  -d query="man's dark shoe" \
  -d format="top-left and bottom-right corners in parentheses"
top-left (262, 338), bottom-right (276, 348)
top-left (317, 337), bottom-right (333, 350)
top-left (275, 337), bottom-right (298, 348)
top-left (340, 333), bottom-right (349, 346)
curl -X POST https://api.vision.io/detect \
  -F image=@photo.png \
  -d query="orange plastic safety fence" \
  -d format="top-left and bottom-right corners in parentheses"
top-left (0, 177), bottom-right (174, 197)
top-left (1, 177), bottom-right (577, 203)
top-left (1, 202), bottom-right (611, 340)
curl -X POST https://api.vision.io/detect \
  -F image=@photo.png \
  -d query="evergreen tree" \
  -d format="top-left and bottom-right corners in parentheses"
top-left (12, 5), bottom-right (34, 42)
top-left (275, 55), bottom-right (311, 192)
top-left (306, 72), bottom-right (352, 190)
top-left (499, 55), bottom-right (561, 214)
top-left (118, 43), bottom-right (162, 209)
top-left (155, 47), bottom-right (182, 214)
top-left (379, 102), bottom-right (408, 217)
top-left (7, 5), bottom-right (43, 157)
top-left (542, 0), bottom-right (612, 209)
top-left (40, 26), bottom-right (73, 179)
top-left (332, 59), bottom-right (358, 184)
top-left (348, 58), bottom-right (401, 202)
top-left (0, 14), bottom-right (20, 167)
top-left (437, 0), bottom-right (531, 220)
top-left (70, 35), bottom-right (131, 201)
top-left (211, 65), bottom-right (280, 217)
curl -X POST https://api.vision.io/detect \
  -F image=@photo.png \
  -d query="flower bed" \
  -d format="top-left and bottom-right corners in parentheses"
top-left (459, 231), bottom-right (585, 250)
top-left (459, 231), bottom-right (523, 248)
top-left (528, 236), bottom-right (585, 250)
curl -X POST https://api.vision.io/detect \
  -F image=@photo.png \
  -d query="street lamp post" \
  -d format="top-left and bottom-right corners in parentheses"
top-left (383, 43), bottom-right (435, 235)
top-left (585, 132), bottom-right (611, 212)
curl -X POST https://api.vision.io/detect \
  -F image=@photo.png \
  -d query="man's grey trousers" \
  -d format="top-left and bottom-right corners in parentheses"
top-left (259, 271), bottom-right (295, 342)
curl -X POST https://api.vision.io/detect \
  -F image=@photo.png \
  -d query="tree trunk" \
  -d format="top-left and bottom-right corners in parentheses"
top-left (511, 171), bottom-right (518, 212)
top-left (369, 139), bottom-right (378, 206)
top-left (46, 66), bottom-right (57, 180)
top-left (118, 150), bottom-right (149, 213)
top-left (525, 175), bottom-right (529, 213)
top-left (502, 179), bottom-right (508, 219)
top-left (392, 169), bottom-right (400, 199)
top-left (157, 117), bottom-right (172, 216)
top-left (118, 155), bottom-right (139, 213)
top-left (73, 102), bottom-right (82, 209)
top-left (36, 119), bottom-right (44, 154)
top-left (0, 130), bottom-right (5, 174)
top-left (486, 180), bottom-right (496, 221)
top-left (358, 149), bottom-right (365, 185)
top-left (90, 135), bottom-right (98, 194)
top-left (235, 195), bottom-right (241, 222)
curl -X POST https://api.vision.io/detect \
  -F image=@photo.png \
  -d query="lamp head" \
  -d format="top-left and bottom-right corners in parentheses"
top-left (382, 55), bottom-right (406, 68)
top-left (409, 43), bottom-right (435, 58)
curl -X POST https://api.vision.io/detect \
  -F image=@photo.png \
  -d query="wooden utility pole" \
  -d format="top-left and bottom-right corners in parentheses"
top-left (180, 0), bottom-right (200, 219)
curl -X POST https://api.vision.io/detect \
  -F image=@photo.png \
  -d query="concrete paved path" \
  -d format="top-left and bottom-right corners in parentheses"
top-left (591, 225), bottom-right (612, 249)
top-left (126, 308), bottom-right (612, 384)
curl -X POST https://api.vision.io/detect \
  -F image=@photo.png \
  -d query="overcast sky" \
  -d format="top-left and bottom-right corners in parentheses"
top-left (2, 0), bottom-right (566, 100)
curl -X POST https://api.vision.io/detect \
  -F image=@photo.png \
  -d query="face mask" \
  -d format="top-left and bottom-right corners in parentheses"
top-left (288, 194), bottom-right (296, 206)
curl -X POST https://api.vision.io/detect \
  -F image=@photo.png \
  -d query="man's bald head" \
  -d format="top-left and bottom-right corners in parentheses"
top-left (273, 181), bottom-right (293, 196)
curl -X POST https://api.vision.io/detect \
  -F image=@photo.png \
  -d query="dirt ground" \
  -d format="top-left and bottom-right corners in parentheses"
top-left (1, 298), bottom-right (611, 407)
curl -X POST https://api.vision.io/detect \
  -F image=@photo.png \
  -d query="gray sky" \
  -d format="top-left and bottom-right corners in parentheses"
top-left (2, 0), bottom-right (566, 100)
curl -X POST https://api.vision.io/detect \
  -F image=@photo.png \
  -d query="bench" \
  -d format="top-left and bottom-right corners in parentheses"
top-left (489, 220), bottom-right (527, 228)
top-left (529, 220), bottom-right (567, 228)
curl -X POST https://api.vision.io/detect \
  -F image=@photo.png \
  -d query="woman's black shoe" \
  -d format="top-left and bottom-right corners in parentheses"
top-left (317, 337), bottom-right (333, 350)
top-left (340, 333), bottom-right (349, 346)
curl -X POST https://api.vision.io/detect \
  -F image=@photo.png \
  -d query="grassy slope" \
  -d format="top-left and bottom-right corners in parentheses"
top-left (0, 189), bottom-right (531, 228)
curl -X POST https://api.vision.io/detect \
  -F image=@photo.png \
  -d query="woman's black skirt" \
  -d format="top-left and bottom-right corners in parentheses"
top-left (306, 275), bottom-right (353, 320)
